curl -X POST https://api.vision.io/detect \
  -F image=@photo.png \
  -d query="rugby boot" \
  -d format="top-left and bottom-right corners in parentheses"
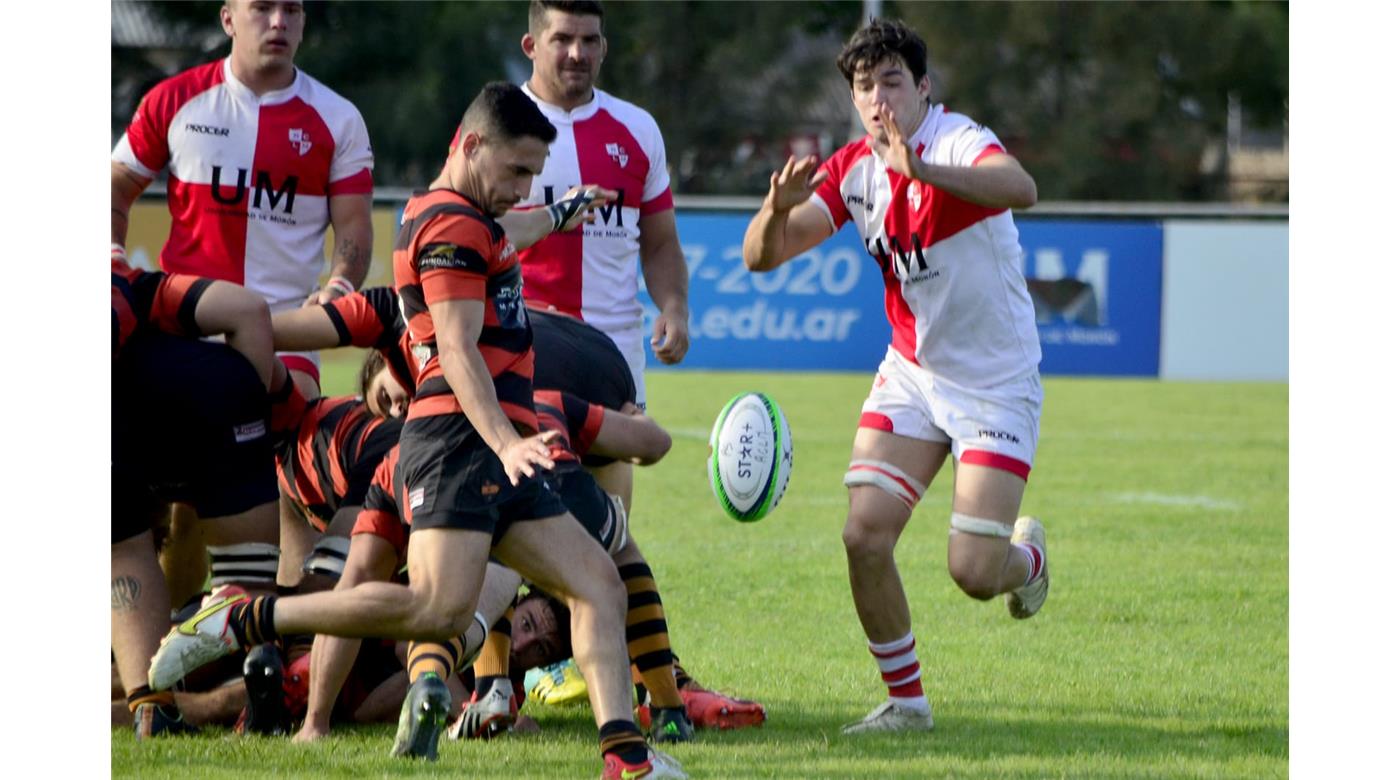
top-left (148, 589), bottom-right (250, 691)
top-left (648, 705), bottom-right (695, 743)
top-left (1006, 516), bottom-right (1050, 619)
top-left (239, 643), bottom-right (290, 735)
top-left (446, 677), bottom-right (516, 740)
top-left (390, 673), bottom-right (450, 760)
top-left (132, 703), bottom-right (198, 739)
top-left (600, 747), bottom-right (689, 779)
top-left (529, 658), bottom-right (589, 706)
top-left (680, 686), bottom-right (766, 730)
top-left (840, 700), bottom-right (933, 734)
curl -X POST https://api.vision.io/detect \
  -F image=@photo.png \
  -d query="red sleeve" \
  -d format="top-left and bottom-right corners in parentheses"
top-left (639, 187), bottom-right (674, 217)
top-left (324, 287), bottom-right (402, 349)
top-left (145, 274), bottom-right (212, 338)
top-left (562, 392), bottom-right (606, 457)
top-left (351, 449), bottom-right (407, 557)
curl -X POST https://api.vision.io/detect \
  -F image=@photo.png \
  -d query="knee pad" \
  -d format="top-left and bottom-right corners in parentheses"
top-left (604, 493), bottom-right (629, 557)
top-left (208, 542), bottom-right (280, 587)
top-left (301, 535), bottom-right (352, 581)
top-left (844, 460), bottom-right (927, 510)
top-left (949, 512), bottom-right (1013, 538)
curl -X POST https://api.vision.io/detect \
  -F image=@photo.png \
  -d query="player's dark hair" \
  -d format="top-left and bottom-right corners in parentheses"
top-left (357, 349), bottom-right (387, 403)
top-left (459, 82), bottom-right (558, 147)
top-left (521, 586), bottom-right (574, 662)
top-left (529, 0), bottom-right (604, 36)
top-left (836, 17), bottom-right (928, 87)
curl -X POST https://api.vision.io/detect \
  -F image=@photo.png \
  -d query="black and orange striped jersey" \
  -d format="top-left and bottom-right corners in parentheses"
top-left (352, 443), bottom-right (408, 560)
top-left (111, 258), bottom-right (213, 359)
top-left (532, 389), bottom-right (605, 466)
top-left (392, 189), bottom-right (537, 432)
top-left (276, 395), bottom-right (402, 533)
top-left (320, 286), bottom-right (418, 396)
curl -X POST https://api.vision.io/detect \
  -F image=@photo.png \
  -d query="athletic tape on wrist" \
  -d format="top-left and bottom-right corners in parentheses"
top-left (949, 512), bottom-right (1013, 538)
top-left (326, 275), bottom-right (355, 296)
top-left (547, 188), bottom-right (594, 232)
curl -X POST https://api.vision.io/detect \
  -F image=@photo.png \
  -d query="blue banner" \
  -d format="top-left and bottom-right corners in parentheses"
top-left (642, 213), bottom-right (1162, 377)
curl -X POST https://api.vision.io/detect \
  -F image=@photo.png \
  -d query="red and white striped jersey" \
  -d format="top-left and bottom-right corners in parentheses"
top-left (113, 58), bottom-right (374, 312)
top-left (513, 84), bottom-right (674, 341)
top-left (809, 104), bottom-right (1040, 389)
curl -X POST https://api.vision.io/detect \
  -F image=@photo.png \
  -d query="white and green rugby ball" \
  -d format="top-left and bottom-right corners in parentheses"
top-left (708, 392), bottom-right (794, 522)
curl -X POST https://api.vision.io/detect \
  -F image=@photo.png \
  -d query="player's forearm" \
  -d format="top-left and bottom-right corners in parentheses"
top-left (742, 204), bottom-right (793, 271)
top-left (304, 632), bottom-right (363, 728)
top-left (111, 163), bottom-right (150, 247)
top-left (498, 208), bottom-right (555, 252)
top-left (641, 246), bottom-right (689, 317)
top-left (328, 223), bottom-right (373, 290)
top-left (438, 346), bottom-right (522, 455)
top-left (909, 158), bottom-right (1038, 210)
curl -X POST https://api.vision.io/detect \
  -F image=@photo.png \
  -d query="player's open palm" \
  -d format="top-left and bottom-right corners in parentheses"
top-left (767, 155), bottom-right (829, 213)
top-left (867, 104), bottom-right (918, 179)
top-left (499, 431), bottom-right (558, 485)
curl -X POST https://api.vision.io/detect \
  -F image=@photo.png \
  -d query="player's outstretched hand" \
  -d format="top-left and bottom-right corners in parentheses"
top-left (499, 430), bottom-right (559, 485)
top-left (766, 155), bottom-right (829, 214)
top-left (549, 185), bottom-right (620, 232)
top-left (866, 104), bottom-right (918, 179)
top-left (651, 306), bottom-right (689, 364)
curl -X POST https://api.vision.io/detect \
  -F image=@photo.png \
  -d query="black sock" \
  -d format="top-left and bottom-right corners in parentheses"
top-left (599, 719), bottom-right (648, 764)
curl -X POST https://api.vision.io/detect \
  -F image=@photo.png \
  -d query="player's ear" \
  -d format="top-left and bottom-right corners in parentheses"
top-left (599, 35), bottom-right (607, 62)
top-left (522, 33), bottom-right (536, 60)
top-left (220, 3), bottom-right (236, 37)
top-left (917, 74), bottom-right (931, 101)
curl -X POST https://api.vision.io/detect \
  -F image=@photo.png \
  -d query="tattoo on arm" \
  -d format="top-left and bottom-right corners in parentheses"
top-left (111, 576), bottom-right (142, 612)
top-left (333, 236), bottom-right (370, 285)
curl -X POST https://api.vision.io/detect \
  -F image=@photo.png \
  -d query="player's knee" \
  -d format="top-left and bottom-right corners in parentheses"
top-left (405, 588), bottom-right (474, 640)
top-left (947, 557), bottom-right (1001, 601)
top-left (841, 515), bottom-right (897, 562)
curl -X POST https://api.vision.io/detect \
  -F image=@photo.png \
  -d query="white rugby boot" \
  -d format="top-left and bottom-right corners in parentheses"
top-left (840, 700), bottom-right (934, 735)
top-left (1007, 515), bottom-right (1050, 619)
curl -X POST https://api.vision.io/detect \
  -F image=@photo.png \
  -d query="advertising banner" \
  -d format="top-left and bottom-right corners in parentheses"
top-left (645, 213), bottom-right (1163, 376)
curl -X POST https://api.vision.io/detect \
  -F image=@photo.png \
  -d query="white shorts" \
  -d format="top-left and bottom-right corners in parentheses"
top-left (607, 326), bottom-right (648, 409)
top-left (858, 347), bottom-right (1042, 480)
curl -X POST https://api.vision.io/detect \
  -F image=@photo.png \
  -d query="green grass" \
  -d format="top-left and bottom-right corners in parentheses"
top-left (113, 360), bottom-right (1288, 779)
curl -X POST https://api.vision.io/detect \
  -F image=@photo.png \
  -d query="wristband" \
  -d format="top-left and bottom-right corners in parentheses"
top-left (326, 275), bottom-right (355, 297)
top-left (112, 243), bottom-right (126, 262)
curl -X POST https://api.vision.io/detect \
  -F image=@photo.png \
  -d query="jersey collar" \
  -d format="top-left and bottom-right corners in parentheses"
top-left (522, 82), bottom-right (602, 123)
top-left (221, 56), bottom-right (303, 106)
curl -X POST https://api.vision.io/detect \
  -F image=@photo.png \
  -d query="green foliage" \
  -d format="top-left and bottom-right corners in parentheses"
top-left (113, 1), bottom-right (1287, 196)
top-left (113, 368), bottom-right (1288, 779)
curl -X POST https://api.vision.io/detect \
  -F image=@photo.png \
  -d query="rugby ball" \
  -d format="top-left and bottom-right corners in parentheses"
top-left (708, 392), bottom-right (794, 522)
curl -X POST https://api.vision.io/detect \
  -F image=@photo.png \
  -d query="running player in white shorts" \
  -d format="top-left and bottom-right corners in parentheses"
top-left (742, 18), bottom-right (1050, 736)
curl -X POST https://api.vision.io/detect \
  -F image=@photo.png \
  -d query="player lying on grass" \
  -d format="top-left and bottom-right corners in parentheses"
top-left (112, 249), bottom-right (310, 739)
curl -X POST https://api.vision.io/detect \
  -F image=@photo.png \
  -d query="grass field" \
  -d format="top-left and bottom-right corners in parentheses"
top-left (112, 359), bottom-right (1288, 778)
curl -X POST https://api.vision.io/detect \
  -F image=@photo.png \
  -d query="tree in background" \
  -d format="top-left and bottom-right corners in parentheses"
top-left (114, 1), bottom-right (1286, 201)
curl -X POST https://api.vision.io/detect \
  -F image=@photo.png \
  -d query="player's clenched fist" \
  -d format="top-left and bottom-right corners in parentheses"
top-left (766, 155), bottom-right (829, 213)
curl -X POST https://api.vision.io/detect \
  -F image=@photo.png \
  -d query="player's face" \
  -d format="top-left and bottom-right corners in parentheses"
top-left (469, 135), bottom-right (549, 217)
top-left (223, 0), bottom-right (305, 74)
top-left (525, 11), bottom-right (606, 104)
top-left (850, 57), bottom-right (930, 143)
top-left (510, 597), bottom-right (565, 672)
top-left (365, 366), bottom-right (409, 419)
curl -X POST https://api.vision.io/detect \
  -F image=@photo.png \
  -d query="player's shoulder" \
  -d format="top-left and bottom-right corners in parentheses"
top-left (138, 59), bottom-right (226, 116)
top-left (822, 137), bottom-right (877, 176)
top-left (407, 190), bottom-right (504, 250)
top-left (295, 69), bottom-right (368, 124)
top-left (928, 104), bottom-right (995, 140)
top-left (594, 88), bottom-right (663, 138)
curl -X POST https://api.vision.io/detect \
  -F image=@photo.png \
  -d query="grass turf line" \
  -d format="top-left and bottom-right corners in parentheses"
top-left (113, 363), bottom-right (1287, 779)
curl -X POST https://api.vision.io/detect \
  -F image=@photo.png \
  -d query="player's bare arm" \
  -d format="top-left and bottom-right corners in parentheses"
top-left (270, 305), bottom-right (343, 352)
top-left (868, 104), bottom-right (1037, 210)
top-left (639, 208), bottom-right (690, 364)
top-left (305, 194), bottom-right (373, 307)
top-left (589, 408), bottom-right (673, 466)
top-left (742, 155), bottom-right (833, 272)
top-left (429, 296), bottom-right (557, 484)
top-left (499, 186), bottom-right (619, 250)
top-left (111, 162), bottom-right (152, 247)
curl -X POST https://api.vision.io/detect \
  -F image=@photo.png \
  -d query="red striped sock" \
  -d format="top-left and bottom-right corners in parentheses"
top-left (1013, 542), bottom-right (1044, 585)
top-left (868, 633), bottom-right (928, 711)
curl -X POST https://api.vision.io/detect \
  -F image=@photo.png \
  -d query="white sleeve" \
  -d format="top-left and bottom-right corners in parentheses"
top-left (939, 116), bottom-right (1005, 168)
top-left (330, 107), bottom-right (374, 184)
top-left (639, 113), bottom-right (671, 203)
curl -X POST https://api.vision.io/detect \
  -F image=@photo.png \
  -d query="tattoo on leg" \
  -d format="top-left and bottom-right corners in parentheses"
top-left (112, 576), bottom-right (142, 611)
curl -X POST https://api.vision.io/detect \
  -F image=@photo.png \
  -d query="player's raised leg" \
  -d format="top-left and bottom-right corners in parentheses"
top-left (840, 426), bottom-right (946, 734)
top-left (946, 461), bottom-right (1048, 617)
